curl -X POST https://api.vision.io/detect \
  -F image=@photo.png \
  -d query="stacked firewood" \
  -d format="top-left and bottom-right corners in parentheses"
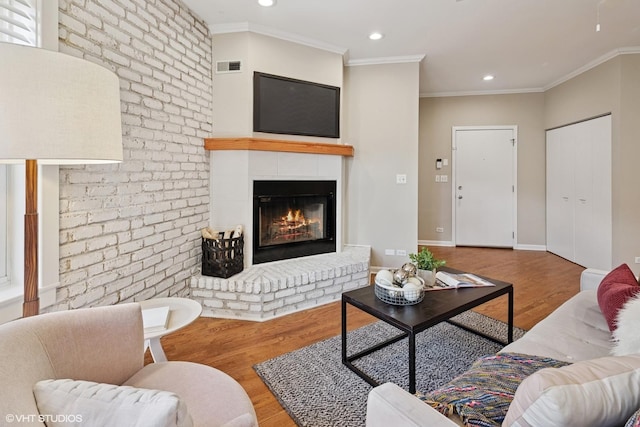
top-left (201, 225), bottom-right (243, 240)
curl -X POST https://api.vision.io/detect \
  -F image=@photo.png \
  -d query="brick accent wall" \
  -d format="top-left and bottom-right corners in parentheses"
top-left (54, 0), bottom-right (212, 310)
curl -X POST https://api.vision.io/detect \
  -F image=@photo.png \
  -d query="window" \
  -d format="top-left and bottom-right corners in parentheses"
top-left (0, 166), bottom-right (7, 286)
top-left (0, 0), bottom-right (59, 322)
top-left (0, 0), bottom-right (38, 46)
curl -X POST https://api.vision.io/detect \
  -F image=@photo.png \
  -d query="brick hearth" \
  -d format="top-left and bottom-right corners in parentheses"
top-left (190, 245), bottom-right (370, 321)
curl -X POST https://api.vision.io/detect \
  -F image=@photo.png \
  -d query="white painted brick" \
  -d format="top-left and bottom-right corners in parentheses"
top-left (263, 300), bottom-right (284, 312)
top-left (316, 279), bottom-right (336, 289)
top-left (215, 292), bottom-right (238, 301)
top-left (239, 294), bottom-right (261, 303)
top-left (305, 289), bottom-right (325, 300)
top-left (67, 4), bottom-right (102, 29)
top-left (132, 266), bottom-right (153, 283)
top-left (324, 284), bottom-right (345, 296)
top-left (343, 280), bottom-right (366, 292)
top-left (317, 294), bottom-right (341, 305)
top-left (202, 299), bottom-right (223, 309)
top-left (296, 283), bottom-right (316, 294)
top-left (59, 12), bottom-right (87, 35)
top-left (285, 294), bottom-right (305, 305)
top-left (275, 288), bottom-right (295, 299)
top-left (69, 225), bottom-right (104, 241)
top-left (120, 281), bottom-right (146, 300)
top-left (334, 275), bottom-right (353, 285)
top-left (96, 0), bottom-right (125, 19)
top-left (228, 302), bottom-right (249, 311)
top-left (86, 235), bottom-right (118, 251)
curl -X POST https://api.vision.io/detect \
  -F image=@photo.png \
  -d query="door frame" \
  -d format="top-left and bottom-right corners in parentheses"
top-left (451, 125), bottom-right (518, 247)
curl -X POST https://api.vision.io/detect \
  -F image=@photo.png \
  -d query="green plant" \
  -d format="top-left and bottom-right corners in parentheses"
top-left (408, 247), bottom-right (445, 270)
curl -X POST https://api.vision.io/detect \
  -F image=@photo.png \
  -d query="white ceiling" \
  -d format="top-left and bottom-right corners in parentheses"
top-left (181, 0), bottom-right (640, 96)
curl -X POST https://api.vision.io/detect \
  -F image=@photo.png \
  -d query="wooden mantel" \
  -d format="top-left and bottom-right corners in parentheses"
top-left (204, 137), bottom-right (354, 157)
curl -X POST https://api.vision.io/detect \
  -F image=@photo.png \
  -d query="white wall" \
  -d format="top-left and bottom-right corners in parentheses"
top-left (343, 62), bottom-right (421, 268)
top-left (209, 32), bottom-right (346, 265)
top-left (211, 32), bottom-right (343, 141)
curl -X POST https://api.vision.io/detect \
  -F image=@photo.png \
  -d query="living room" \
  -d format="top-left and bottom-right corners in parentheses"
top-left (1, 0), bottom-right (639, 318)
top-left (1, 0), bottom-right (640, 426)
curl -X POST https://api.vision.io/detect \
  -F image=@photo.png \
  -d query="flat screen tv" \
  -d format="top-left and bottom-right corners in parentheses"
top-left (253, 72), bottom-right (340, 138)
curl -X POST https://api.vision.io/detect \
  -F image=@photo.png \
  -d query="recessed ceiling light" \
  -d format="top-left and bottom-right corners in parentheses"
top-left (483, 75), bottom-right (494, 81)
top-left (369, 32), bottom-right (384, 41)
top-left (258, 0), bottom-right (276, 6)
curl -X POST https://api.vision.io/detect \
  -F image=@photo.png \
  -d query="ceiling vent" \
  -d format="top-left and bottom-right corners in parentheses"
top-left (216, 60), bottom-right (242, 74)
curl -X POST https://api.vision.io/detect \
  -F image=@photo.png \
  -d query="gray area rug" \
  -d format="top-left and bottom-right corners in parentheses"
top-left (254, 311), bottom-right (526, 427)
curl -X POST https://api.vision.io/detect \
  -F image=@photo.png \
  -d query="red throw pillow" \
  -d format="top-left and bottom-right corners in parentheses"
top-left (597, 264), bottom-right (640, 332)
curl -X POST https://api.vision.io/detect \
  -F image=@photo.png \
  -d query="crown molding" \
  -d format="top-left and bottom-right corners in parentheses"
top-left (346, 54), bottom-right (425, 67)
top-left (209, 24), bottom-right (640, 96)
top-left (210, 22), bottom-right (348, 56)
top-left (544, 46), bottom-right (640, 91)
top-left (423, 46), bottom-right (640, 98)
top-left (421, 87), bottom-right (544, 98)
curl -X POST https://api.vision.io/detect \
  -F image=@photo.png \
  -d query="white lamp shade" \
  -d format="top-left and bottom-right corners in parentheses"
top-left (0, 42), bottom-right (123, 164)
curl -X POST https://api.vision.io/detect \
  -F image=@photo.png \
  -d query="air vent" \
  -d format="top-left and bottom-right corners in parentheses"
top-left (216, 60), bottom-right (242, 74)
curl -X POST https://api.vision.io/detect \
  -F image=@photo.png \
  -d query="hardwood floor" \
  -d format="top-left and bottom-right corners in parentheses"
top-left (146, 247), bottom-right (585, 426)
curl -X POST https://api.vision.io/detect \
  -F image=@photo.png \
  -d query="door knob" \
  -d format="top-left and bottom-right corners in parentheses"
top-left (458, 186), bottom-right (463, 190)
top-left (458, 196), bottom-right (463, 199)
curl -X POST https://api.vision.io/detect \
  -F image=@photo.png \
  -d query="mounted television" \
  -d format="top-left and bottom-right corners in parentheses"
top-left (253, 72), bottom-right (340, 138)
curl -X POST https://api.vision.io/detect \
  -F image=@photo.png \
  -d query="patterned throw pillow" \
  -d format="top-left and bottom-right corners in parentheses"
top-left (416, 353), bottom-right (570, 427)
top-left (626, 408), bottom-right (640, 427)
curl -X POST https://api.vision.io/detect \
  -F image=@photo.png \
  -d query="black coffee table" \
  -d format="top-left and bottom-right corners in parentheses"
top-left (341, 268), bottom-right (513, 393)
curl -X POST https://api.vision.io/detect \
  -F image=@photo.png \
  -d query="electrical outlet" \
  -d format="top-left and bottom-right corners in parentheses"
top-left (635, 257), bottom-right (640, 264)
top-left (436, 227), bottom-right (444, 233)
top-left (396, 249), bottom-right (407, 256)
top-left (441, 175), bottom-right (448, 183)
top-left (435, 175), bottom-right (440, 183)
top-left (385, 249), bottom-right (395, 256)
top-left (396, 174), bottom-right (407, 184)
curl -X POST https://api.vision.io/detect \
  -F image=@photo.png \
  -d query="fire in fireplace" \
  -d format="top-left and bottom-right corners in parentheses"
top-left (253, 180), bottom-right (336, 264)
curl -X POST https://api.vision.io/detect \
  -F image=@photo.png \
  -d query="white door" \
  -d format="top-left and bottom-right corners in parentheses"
top-left (546, 125), bottom-right (575, 261)
top-left (453, 127), bottom-right (516, 247)
top-left (547, 115), bottom-right (611, 269)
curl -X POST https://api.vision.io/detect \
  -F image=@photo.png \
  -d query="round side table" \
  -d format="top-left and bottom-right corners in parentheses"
top-left (139, 297), bottom-right (202, 362)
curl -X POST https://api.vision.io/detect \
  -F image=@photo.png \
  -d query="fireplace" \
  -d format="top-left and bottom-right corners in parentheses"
top-left (253, 180), bottom-right (336, 264)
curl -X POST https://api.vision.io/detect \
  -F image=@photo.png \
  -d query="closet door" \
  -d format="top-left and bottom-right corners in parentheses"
top-left (546, 125), bottom-right (575, 262)
top-left (573, 121), bottom-right (593, 266)
top-left (574, 116), bottom-right (611, 269)
top-left (546, 115), bottom-right (611, 270)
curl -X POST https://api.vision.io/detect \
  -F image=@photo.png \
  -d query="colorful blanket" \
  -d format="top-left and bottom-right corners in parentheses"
top-left (416, 352), bottom-right (570, 427)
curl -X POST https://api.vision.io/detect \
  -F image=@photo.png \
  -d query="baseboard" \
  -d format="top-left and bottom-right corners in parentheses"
top-left (418, 240), bottom-right (546, 252)
top-left (514, 244), bottom-right (547, 251)
top-left (373, 243), bottom-right (547, 272)
top-left (418, 240), bottom-right (455, 247)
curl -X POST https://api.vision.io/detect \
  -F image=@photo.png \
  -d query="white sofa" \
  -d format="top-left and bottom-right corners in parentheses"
top-left (366, 268), bottom-right (640, 427)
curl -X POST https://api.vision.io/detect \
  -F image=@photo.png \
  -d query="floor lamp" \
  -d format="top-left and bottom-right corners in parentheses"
top-left (0, 43), bottom-right (123, 317)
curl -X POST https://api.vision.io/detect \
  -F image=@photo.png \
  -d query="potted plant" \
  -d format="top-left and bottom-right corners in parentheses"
top-left (408, 248), bottom-right (445, 286)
